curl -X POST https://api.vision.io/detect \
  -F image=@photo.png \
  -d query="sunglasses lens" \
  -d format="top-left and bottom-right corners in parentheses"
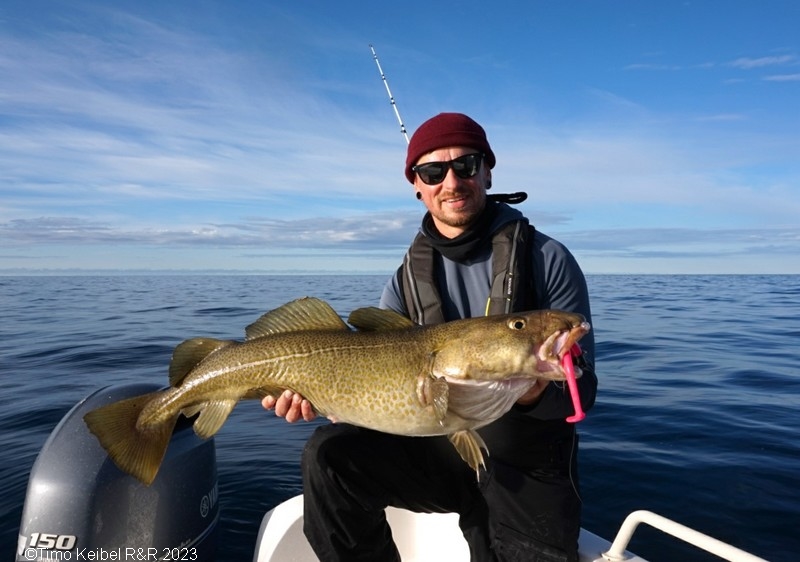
top-left (452, 154), bottom-right (480, 178)
top-left (419, 164), bottom-right (447, 185)
top-left (414, 154), bottom-right (482, 185)
top-left (415, 163), bottom-right (446, 185)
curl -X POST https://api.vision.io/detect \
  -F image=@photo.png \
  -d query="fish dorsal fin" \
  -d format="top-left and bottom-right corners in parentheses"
top-left (245, 297), bottom-right (348, 340)
top-left (347, 307), bottom-right (415, 331)
top-left (169, 338), bottom-right (234, 387)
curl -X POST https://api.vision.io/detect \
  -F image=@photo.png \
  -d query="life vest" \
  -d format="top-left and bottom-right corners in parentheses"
top-left (398, 219), bottom-right (537, 325)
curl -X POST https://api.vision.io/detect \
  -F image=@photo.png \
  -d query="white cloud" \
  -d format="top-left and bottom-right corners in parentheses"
top-left (763, 73), bottom-right (800, 82)
top-left (0, 212), bottom-right (422, 249)
top-left (728, 55), bottom-right (796, 69)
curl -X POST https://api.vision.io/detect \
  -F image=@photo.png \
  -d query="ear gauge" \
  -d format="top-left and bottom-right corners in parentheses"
top-left (415, 192), bottom-right (422, 200)
top-left (486, 179), bottom-right (492, 190)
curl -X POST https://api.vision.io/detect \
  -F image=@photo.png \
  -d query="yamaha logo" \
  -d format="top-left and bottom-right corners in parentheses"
top-left (200, 481), bottom-right (218, 518)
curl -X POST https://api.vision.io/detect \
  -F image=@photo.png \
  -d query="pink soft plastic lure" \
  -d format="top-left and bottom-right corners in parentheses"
top-left (563, 343), bottom-right (586, 423)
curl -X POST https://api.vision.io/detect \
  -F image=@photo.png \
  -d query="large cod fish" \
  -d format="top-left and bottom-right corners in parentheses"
top-left (84, 297), bottom-right (590, 485)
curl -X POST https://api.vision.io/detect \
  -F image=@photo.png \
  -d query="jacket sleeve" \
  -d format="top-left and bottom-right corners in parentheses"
top-left (515, 231), bottom-right (598, 419)
top-left (378, 267), bottom-right (408, 315)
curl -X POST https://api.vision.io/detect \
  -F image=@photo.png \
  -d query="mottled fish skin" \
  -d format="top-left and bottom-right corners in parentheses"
top-left (84, 297), bottom-right (590, 485)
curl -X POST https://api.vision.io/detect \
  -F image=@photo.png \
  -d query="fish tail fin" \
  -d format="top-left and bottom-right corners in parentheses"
top-left (83, 390), bottom-right (177, 486)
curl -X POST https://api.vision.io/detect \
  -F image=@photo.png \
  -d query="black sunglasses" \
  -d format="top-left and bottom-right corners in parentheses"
top-left (412, 153), bottom-right (484, 185)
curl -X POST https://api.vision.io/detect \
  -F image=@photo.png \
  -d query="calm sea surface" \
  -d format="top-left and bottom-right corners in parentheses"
top-left (1, 274), bottom-right (798, 561)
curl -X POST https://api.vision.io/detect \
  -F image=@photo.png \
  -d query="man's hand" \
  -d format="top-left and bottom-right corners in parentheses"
top-left (516, 379), bottom-right (549, 406)
top-left (262, 390), bottom-right (317, 422)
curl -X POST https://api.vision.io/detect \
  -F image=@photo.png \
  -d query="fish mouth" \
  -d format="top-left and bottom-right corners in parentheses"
top-left (542, 321), bottom-right (591, 360)
top-left (536, 321), bottom-right (591, 378)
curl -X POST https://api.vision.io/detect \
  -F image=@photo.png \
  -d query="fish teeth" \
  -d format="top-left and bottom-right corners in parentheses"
top-left (539, 331), bottom-right (560, 362)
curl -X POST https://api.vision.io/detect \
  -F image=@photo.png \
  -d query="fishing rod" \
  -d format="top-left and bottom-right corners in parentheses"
top-left (369, 44), bottom-right (410, 145)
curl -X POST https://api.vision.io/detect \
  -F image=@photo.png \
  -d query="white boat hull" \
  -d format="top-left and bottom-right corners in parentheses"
top-left (253, 494), bottom-right (644, 562)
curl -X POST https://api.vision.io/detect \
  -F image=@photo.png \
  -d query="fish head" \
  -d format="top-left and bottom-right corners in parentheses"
top-left (431, 309), bottom-right (590, 383)
top-left (428, 310), bottom-right (590, 425)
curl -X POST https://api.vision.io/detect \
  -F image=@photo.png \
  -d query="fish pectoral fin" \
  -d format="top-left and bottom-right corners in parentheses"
top-left (347, 307), bottom-right (415, 331)
top-left (416, 375), bottom-right (449, 423)
top-left (192, 399), bottom-right (238, 439)
top-left (431, 379), bottom-right (449, 422)
top-left (169, 338), bottom-right (235, 387)
top-left (83, 390), bottom-right (176, 486)
top-left (448, 430), bottom-right (488, 479)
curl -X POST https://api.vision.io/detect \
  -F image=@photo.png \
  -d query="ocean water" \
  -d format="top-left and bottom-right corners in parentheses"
top-left (1, 274), bottom-right (798, 561)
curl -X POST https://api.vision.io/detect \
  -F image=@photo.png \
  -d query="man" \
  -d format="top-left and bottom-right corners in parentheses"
top-left (264, 112), bottom-right (597, 561)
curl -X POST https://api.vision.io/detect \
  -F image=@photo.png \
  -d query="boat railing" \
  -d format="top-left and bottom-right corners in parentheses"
top-left (600, 510), bottom-right (768, 562)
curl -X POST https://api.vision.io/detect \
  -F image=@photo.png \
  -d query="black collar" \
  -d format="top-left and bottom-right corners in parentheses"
top-left (421, 201), bottom-right (500, 262)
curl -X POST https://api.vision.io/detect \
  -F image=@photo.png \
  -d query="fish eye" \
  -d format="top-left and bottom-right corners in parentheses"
top-left (509, 318), bottom-right (526, 330)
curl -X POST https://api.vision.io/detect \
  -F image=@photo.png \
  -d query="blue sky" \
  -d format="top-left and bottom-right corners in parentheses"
top-left (1, 1), bottom-right (798, 274)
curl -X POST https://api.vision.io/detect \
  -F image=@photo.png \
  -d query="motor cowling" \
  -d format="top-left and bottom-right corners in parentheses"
top-left (17, 383), bottom-right (219, 561)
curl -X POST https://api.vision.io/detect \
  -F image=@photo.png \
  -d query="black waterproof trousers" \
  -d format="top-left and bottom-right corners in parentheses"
top-left (301, 423), bottom-right (581, 562)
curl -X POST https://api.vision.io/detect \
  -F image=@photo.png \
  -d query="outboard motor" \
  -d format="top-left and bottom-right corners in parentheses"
top-left (17, 383), bottom-right (219, 561)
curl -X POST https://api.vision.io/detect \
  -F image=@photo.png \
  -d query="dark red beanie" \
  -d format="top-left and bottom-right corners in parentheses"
top-left (404, 113), bottom-right (496, 183)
